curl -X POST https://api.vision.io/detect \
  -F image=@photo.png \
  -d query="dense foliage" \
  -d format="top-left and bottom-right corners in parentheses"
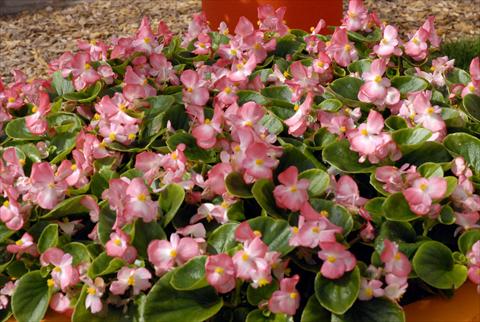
top-left (0, 1), bottom-right (479, 321)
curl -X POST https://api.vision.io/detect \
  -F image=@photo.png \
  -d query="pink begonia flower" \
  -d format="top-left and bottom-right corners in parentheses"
top-left (124, 177), bottom-right (158, 223)
top-left (181, 69), bottom-right (209, 106)
top-left (229, 55), bottom-right (258, 82)
top-left (234, 221), bottom-right (258, 243)
top-left (358, 278), bottom-right (384, 301)
top-left (232, 236), bottom-right (271, 283)
top-left (327, 28), bottom-right (358, 67)
top-left (80, 195), bottom-right (100, 223)
top-left (49, 292), bottom-right (73, 315)
top-left (7, 232), bottom-right (39, 259)
top-left (286, 61), bottom-right (325, 101)
top-left (0, 147), bottom-right (24, 198)
top-left (183, 12), bottom-right (210, 47)
top-left (131, 17), bottom-right (161, 55)
top-left (343, 0), bottom-right (369, 31)
top-left (190, 202), bottom-right (229, 224)
top-left (415, 56), bottom-right (454, 87)
top-left (150, 53), bottom-right (178, 85)
top-left (177, 223), bottom-right (207, 239)
top-left (317, 109), bottom-right (357, 139)
top-left (148, 233), bottom-right (201, 275)
top-left (192, 105), bottom-right (223, 149)
top-left (290, 203), bottom-right (343, 248)
top-left (284, 92), bottom-right (314, 137)
top-left (375, 164), bottom-right (419, 194)
top-left (123, 66), bottom-right (157, 101)
top-left (0, 281), bottom-right (16, 310)
top-left (77, 38), bottom-right (108, 61)
top-left (29, 162), bottom-right (68, 210)
top-left (243, 142), bottom-right (279, 181)
top-left (257, 5), bottom-right (289, 36)
top-left (25, 91), bottom-right (51, 135)
top-left (334, 175), bottom-right (367, 211)
top-left (312, 52), bottom-right (332, 75)
top-left (318, 242), bottom-right (357, 279)
top-left (412, 91), bottom-right (446, 137)
top-left (85, 277), bottom-right (105, 314)
top-left (374, 25), bottom-right (402, 57)
top-left (69, 52), bottom-right (100, 90)
top-left (384, 274), bottom-right (408, 301)
top-left (95, 92), bottom-right (138, 125)
top-left (462, 57), bottom-right (480, 97)
top-left (380, 240), bottom-right (411, 277)
top-left (468, 241), bottom-right (480, 266)
top-left (105, 230), bottom-right (137, 263)
top-left (3, 88), bottom-right (24, 110)
top-left (268, 275), bottom-right (300, 316)
top-left (193, 33), bottom-right (212, 55)
top-left (204, 163), bottom-right (233, 196)
top-left (467, 266), bottom-right (480, 286)
top-left (135, 151), bottom-right (164, 185)
top-left (273, 166), bottom-right (309, 212)
top-left (41, 247), bottom-right (80, 291)
top-left (0, 197), bottom-right (26, 231)
top-left (358, 58), bottom-right (400, 107)
top-left (403, 176), bottom-right (447, 216)
top-left (205, 254), bottom-right (237, 294)
top-left (404, 17), bottom-right (440, 62)
top-left (110, 267), bottom-right (152, 295)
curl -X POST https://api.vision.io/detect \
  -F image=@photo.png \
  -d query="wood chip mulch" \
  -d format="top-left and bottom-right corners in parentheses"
top-left (1, 0), bottom-right (479, 82)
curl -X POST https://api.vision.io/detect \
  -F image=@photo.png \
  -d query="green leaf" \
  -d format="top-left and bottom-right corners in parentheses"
top-left (0, 223), bottom-right (15, 243)
top-left (329, 77), bottom-right (364, 102)
top-left (337, 298), bottom-right (405, 322)
top-left (418, 162), bottom-right (443, 178)
top-left (277, 144), bottom-right (323, 173)
top-left (170, 256), bottom-right (208, 291)
top-left (364, 197), bottom-right (385, 224)
top-left (225, 172), bottom-right (253, 198)
top-left (463, 94), bottom-right (480, 122)
top-left (51, 71), bottom-right (74, 96)
top-left (63, 242), bottom-right (91, 265)
top-left (159, 183), bottom-right (185, 227)
top-left (5, 118), bottom-right (43, 140)
top-left (444, 133), bottom-right (480, 174)
top-left (132, 219), bottom-right (166, 258)
top-left (41, 195), bottom-right (95, 219)
top-left (314, 266), bottom-right (360, 315)
top-left (458, 229), bottom-right (480, 254)
top-left (392, 128), bottom-right (432, 153)
top-left (88, 252), bottom-right (125, 278)
top-left (207, 223), bottom-right (239, 254)
top-left (246, 309), bottom-right (290, 322)
top-left (391, 76), bottom-right (429, 96)
top-left (72, 285), bottom-right (126, 322)
top-left (37, 224), bottom-right (59, 253)
top-left (143, 270), bottom-right (222, 322)
top-left (439, 205), bottom-right (456, 225)
top-left (310, 199), bottom-right (354, 235)
top-left (47, 112), bottom-right (82, 133)
top-left (317, 98), bottom-right (343, 112)
top-left (247, 281), bottom-right (278, 306)
top-left (98, 204), bottom-right (116, 245)
top-left (446, 67), bottom-right (471, 85)
top-left (347, 59), bottom-right (372, 74)
top-left (252, 179), bottom-right (283, 218)
top-left (299, 169), bottom-right (330, 198)
top-left (301, 295), bottom-right (331, 322)
top-left (167, 132), bottom-right (216, 163)
top-left (261, 112), bottom-right (284, 135)
top-left (347, 28), bottom-right (382, 43)
top-left (274, 35), bottom-right (305, 57)
top-left (63, 81), bottom-right (103, 103)
top-left (400, 141), bottom-right (452, 165)
top-left (444, 176), bottom-right (458, 198)
top-left (237, 90), bottom-right (268, 105)
top-left (49, 132), bottom-right (78, 163)
top-left (382, 193), bottom-right (418, 222)
top-left (377, 221), bottom-right (416, 244)
top-left (248, 216), bottom-right (294, 256)
top-left (313, 128), bottom-right (337, 150)
top-left (12, 271), bottom-right (51, 322)
top-left (413, 241), bottom-right (468, 289)
top-left (385, 116), bottom-right (408, 131)
top-left (322, 139), bottom-right (376, 173)
top-left (261, 86), bottom-right (292, 102)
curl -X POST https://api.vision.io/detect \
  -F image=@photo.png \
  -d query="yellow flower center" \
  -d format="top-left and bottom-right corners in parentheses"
top-left (16, 240), bottom-right (24, 246)
top-left (171, 152), bottom-right (178, 160)
top-left (7, 97), bottom-right (15, 103)
top-left (430, 66), bottom-right (436, 72)
top-left (31, 105), bottom-right (38, 113)
top-left (394, 253), bottom-right (402, 260)
top-left (253, 230), bottom-right (262, 237)
top-left (198, 42), bottom-right (206, 48)
top-left (366, 287), bottom-right (373, 297)
top-left (340, 126), bottom-right (347, 133)
top-left (113, 238), bottom-right (122, 246)
top-left (3, 200), bottom-right (10, 208)
top-left (127, 276), bottom-right (135, 286)
top-left (84, 63), bottom-right (91, 70)
top-left (242, 253), bottom-right (249, 261)
top-left (187, 87), bottom-right (193, 92)
top-left (317, 61), bottom-right (325, 68)
top-left (19, 159), bottom-right (26, 166)
top-left (109, 132), bottom-right (116, 141)
top-left (469, 85), bottom-right (475, 92)
top-left (283, 70), bottom-right (290, 77)
top-left (258, 278), bottom-right (269, 287)
top-left (427, 107), bottom-right (435, 114)
top-left (236, 63), bottom-right (244, 70)
top-left (344, 44), bottom-right (351, 51)
top-left (292, 226), bottom-right (299, 234)
top-left (128, 133), bottom-right (136, 140)
top-left (290, 185), bottom-right (298, 192)
top-left (53, 266), bottom-right (62, 273)
top-left (320, 210), bottom-right (329, 217)
top-left (230, 49), bottom-right (237, 56)
top-left (310, 26), bottom-right (315, 32)
top-left (419, 183), bottom-right (428, 191)
top-left (87, 287), bottom-right (96, 295)
top-left (170, 249), bottom-right (177, 258)
top-left (204, 118), bottom-right (211, 125)
top-left (361, 129), bottom-right (368, 136)
top-left (412, 37), bottom-right (420, 45)
top-left (312, 227), bottom-right (320, 233)
top-left (374, 75), bottom-right (382, 83)
top-left (381, 38), bottom-right (389, 45)
top-left (118, 103), bottom-right (127, 112)
top-left (215, 267), bottom-right (224, 274)
top-left (93, 113), bottom-right (101, 121)
top-left (144, 37), bottom-right (151, 44)
top-left (348, 11), bottom-right (357, 18)
top-left (70, 164), bottom-right (77, 171)
top-left (327, 256), bottom-right (336, 263)
top-left (47, 279), bottom-right (55, 287)
top-left (293, 104), bottom-right (300, 111)
top-left (224, 87), bottom-right (232, 94)
top-left (289, 292), bottom-right (298, 299)
top-left (137, 193), bottom-right (146, 202)
top-left (255, 159), bottom-right (264, 166)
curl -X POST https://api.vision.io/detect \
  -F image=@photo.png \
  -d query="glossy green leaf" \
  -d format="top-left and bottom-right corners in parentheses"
top-left (63, 242), bottom-right (91, 265)
top-left (439, 205), bottom-right (456, 225)
top-left (310, 199), bottom-right (354, 235)
top-left (323, 139), bottom-right (376, 173)
top-left (143, 270), bottom-right (222, 322)
top-left (63, 81), bottom-right (102, 103)
top-left (207, 223), bottom-right (239, 254)
top-left (12, 271), bottom-right (51, 322)
top-left (159, 183), bottom-right (185, 226)
top-left (261, 112), bottom-right (284, 135)
top-left (301, 295), bottom-right (331, 322)
top-left (458, 229), bottom-right (480, 254)
top-left (246, 309), bottom-right (290, 322)
top-left (87, 252), bottom-right (125, 278)
top-left (277, 144), bottom-right (323, 173)
top-left (317, 98), bottom-right (343, 112)
top-left (413, 241), bottom-right (468, 289)
top-left (247, 281), bottom-right (278, 306)
top-left (171, 256), bottom-right (208, 291)
top-left (314, 266), bottom-right (360, 315)
top-left (41, 195), bottom-right (95, 219)
top-left (463, 94), bottom-right (480, 122)
top-left (329, 77), bottom-right (364, 102)
top-left (252, 179), bottom-right (283, 218)
top-left (167, 132), bottom-right (216, 163)
top-left (392, 127), bottom-right (432, 153)
top-left (400, 141), bottom-right (452, 165)
top-left (299, 169), bottom-right (330, 197)
top-left (248, 216), bottom-right (294, 256)
top-left (446, 67), bottom-right (471, 85)
top-left (347, 59), bottom-right (372, 74)
top-left (391, 76), bottom-right (429, 95)
top-left (261, 86), bottom-right (292, 102)
top-left (382, 193), bottom-right (418, 222)
top-left (237, 90), bottom-right (268, 105)
top-left (132, 219), bottom-right (166, 258)
top-left (444, 133), bottom-right (480, 174)
top-left (5, 118), bottom-right (43, 140)
top-left (385, 116), bottom-right (408, 131)
top-left (51, 71), bottom-right (74, 96)
top-left (225, 172), bottom-right (253, 198)
top-left (418, 162), bottom-right (443, 178)
top-left (97, 204), bottom-right (116, 245)
top-left (37, 224), bottom-right (59, 253)
top-left (337, 297), bottom-right (405, 322)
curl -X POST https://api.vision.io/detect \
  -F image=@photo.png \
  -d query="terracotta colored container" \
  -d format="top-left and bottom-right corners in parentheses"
top-left (202, 0), bottom-right (344, 33)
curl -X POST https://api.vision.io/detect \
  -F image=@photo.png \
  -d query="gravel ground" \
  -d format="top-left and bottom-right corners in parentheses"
top-left (0, 0), bottom-right (479, 81)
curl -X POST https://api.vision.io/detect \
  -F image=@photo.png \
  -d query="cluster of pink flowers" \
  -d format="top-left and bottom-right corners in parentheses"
top-left (0, 0), bottom-right (479, 320)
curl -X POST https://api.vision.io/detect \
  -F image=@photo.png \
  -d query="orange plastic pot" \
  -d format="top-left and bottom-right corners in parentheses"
top-left (404, 282), bottom-right (480, 322)
top-left (202, 0), bottom-right (343, 33)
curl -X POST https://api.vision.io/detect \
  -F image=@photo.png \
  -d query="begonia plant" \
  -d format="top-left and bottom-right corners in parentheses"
top-left (0, 1), bottom-right (479, 321)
